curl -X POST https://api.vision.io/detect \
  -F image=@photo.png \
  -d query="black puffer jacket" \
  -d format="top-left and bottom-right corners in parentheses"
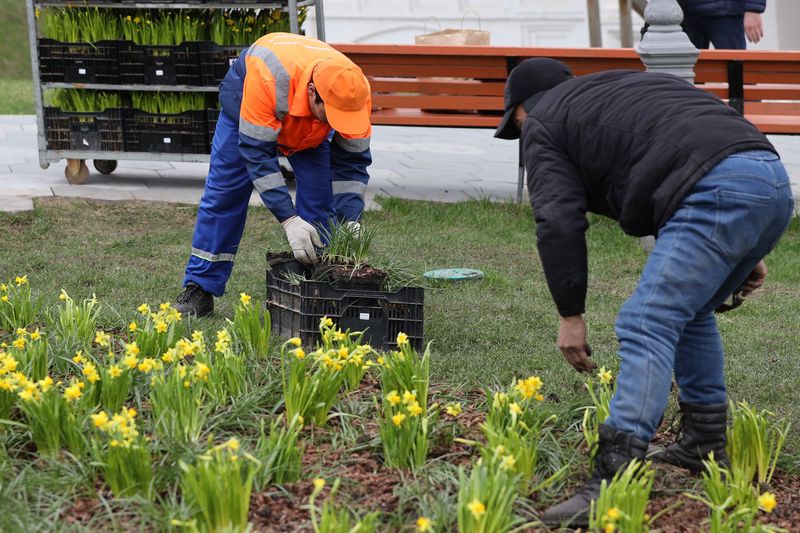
top-left (678, 0), bottom-right (766, 17)
top-left (522, 70), bottom-right (775, 317)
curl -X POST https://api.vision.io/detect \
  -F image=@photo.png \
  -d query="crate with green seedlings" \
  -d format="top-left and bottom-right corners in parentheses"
top-left (119, 11), bottom-right (208, 86)
top-left (201, 8), bottom-right (309, 86)
top-left (266, 221), bottom-right (425, 351)
top-left (38, 7), bottom-right (123, 84)
top-left (44, 90), bottom-right (124, 152)
top-left (125, 92), bottom-right (212, 154)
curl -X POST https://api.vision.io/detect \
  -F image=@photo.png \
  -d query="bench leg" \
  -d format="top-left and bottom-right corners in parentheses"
top-left (516, 139), bottom-right (525, 203)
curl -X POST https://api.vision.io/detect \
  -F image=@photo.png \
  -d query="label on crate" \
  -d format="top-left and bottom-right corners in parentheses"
top-left (359, 312), bottom-right (370, 320)
top-left (163, 137), bottom-right (172, 144)
top-left (156, 69), bottom-right (164, 77)
top-left (78, 68), bottom-right (86, 75)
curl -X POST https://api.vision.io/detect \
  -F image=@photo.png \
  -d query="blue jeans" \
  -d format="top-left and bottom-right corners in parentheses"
top-left (682, 13), bottom-right (746, 50)
top-left (606, 151), bottom-right (794, 441)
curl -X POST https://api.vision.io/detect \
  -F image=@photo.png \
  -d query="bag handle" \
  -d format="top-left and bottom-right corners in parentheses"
top-left (460, 11), bottom-right (482, 31)
top-left (423, 16), bottom-right (442, 34)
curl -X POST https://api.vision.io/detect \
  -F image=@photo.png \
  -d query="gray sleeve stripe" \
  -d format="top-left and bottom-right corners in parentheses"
top-left (333, 133), bottom-right (371, 153)
top-left (332, 181), bottom-right (367, 197)
top-left (239, 117), bottom-right (280, 142)
top-left (191, 247), bottom-right (236, 263)
top-left (247, 44), bottom-right (291, 121)
top-left (253, 172), bottom-right (286, 194)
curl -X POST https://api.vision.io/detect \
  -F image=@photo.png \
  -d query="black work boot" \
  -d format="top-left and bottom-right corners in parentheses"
top-left (175, 282), bottom-right (214, 317)
top-left (541, 424), bottom-right (648, 528)
top-left (651, 401), bottom-right (729, 473)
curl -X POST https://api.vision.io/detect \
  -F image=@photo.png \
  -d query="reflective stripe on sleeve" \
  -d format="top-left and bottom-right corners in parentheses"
top-left (239, 116), bottom-right (280, 142)
top-left (247, 45), bottom-right (290, 120)
top-left (252, 172), bottom-right (286, 194)
top-left (191, 248), bottom-right (235, 262)
top-left (332, 181), bottom-right (367, 197)
top-left (333, 133), bottom-right (371, 153)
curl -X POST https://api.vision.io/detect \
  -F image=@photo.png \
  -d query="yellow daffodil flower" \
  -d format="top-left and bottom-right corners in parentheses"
top-left (64, 383), bottom-right (83, 401)
top-left (408, 402), bottom-right (423, 417)
top-left (15, 275), bottom-right (28, 286)
top-left (758, 492), bottom-right (777, 513)
top-left (239, 292), bottom-right (252, 306)
top-left (392, 413), bottom-right (407, 426)
top-left (128, 322), bottom-right (138, 332)
top-left (396, 332), bottom-right (408, 346)
top-left (445, 402), bottom-right (462, 416)
top-left (108, 365), bottom-right (122, 378)
top-left (598, 367), bottom-right (613, 386)
top-left (467, 499), bottom-right (486, 519)
top-left (289, 337), bottom-right (302, 347)
top-left (509, 402), bottom-right (523, 415)
top-left (124, 342), bottom-right (140, 357)
top-left (386, 390), bottom-right (401, 406)
top-left (416, 517), bottom-right (432, 532)
top-left (313, 478), bottom-right (326, 491)
top-left (606, 507), bottom-right (621, 520)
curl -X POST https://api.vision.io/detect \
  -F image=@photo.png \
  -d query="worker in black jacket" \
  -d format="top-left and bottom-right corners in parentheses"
top-left (495, 58), bottom-right (794, 527)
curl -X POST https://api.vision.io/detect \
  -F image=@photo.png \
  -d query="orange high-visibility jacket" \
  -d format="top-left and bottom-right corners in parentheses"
top-left (221, 33), bottom-right (372, 222)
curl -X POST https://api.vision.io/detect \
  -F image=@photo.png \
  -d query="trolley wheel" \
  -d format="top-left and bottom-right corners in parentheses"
top-left (93, 159), bottom-right (118, 175)
top-left (65, 159), bottom-right (89, 185)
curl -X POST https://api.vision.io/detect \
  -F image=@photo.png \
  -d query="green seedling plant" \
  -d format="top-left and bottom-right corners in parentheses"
top-left (48, 90), bottom-right (121, 113)
top-left (17, 376), bottom-right (88, 458)
top-left (90, 407), bottom-right (153, 499)
top-left (149, 362), bottom-right (210, 445)
top-left (378, 387), bottom-right (435, 470)
top-left (727, 401), bottom-right (789, 486)
top-left (309, 478), bottom-right (380, 533)
top-left (253, 414), bottom-right (303, 489)
top-left (209, 9), bottom-right (308, 45)
top-left (476, 376), bottom-right (563, 495)
top-left (51, 290), bottom-right (101, 356)
top-left (685, 454), bottom-right (783, 533)
top-left (180, 438), bottom-right (259, 533)
top-left (131, 92), bottom-right (209, 115)
top-left (590, 459), bottom-right (655, 533)
top-left (0, 276), bottom-right (41, 332)
top-left (379, 333), bottom-right (430, 409)
top-left (280, 318), bottom-right (369, 426)
top-left (227, 292), bottom-right (271, 359)
top-left (197, 328), bottom-right (246, 405)
top-left (41, 7), bottom-right (121, 42)
top-left (457, 450), bottom-right (521, 533)
top-left (8, 327), bottom-right (48, 382)
top-left (582, 366), bottom-right (615, 466)
top-left (130, 302), bottom-right (185, 360)
top-left (122, 11), bottom-right (207, 45)
top-left (319, 220), bottom-right (377, 267)
top-left (316, 322), bottom-right (374, 392)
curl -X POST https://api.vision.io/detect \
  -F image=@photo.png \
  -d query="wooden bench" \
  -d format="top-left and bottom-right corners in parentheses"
top-left (332, 44), bottom-right (800, 200)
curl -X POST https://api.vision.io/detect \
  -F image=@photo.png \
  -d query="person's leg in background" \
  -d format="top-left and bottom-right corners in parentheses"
top-left (179, 112), bottom-right (254, 315)
top-left (681, 11), bottom-right (711, 49)
top-left (706, 15), bottom-right (747, 49)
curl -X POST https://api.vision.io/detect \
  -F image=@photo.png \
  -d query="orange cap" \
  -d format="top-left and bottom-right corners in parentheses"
top-left (313, 58), bottom-right (371, 135)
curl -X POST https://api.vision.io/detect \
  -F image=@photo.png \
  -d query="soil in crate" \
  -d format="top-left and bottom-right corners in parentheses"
top-left (44, 108), bottom-right (124, 152)
top-left (266, 253), bottom-right (424, 351)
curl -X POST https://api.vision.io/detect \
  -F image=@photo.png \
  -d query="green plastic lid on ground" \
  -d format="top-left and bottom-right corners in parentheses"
top-left (423, 268), bottom-right (485, 281)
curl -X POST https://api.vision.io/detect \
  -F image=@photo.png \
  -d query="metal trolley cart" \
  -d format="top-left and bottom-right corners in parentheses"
top-left (25, 0), bottom-right (325, 184)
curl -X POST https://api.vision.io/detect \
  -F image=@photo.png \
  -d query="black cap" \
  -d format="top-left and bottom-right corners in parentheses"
top-left (494, 58), bottom-right (574, 140)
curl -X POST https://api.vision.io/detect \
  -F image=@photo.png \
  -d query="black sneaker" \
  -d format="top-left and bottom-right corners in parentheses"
top-left (175, 282), bottom-right (214, 317)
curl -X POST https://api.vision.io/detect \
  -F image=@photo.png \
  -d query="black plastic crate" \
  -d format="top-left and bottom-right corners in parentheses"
top-left (124, 109), bottom-right (208, 154)
top-left (200, 43), bottom-right (246, 87)
top-left (43, 107), bottom-right (124, 152)
top-left (38, 39), bottom-right (120, 84)
top-left (119, 42), bottom-right (203, 86)
top-left (266, 255), bottom-right (425, 352)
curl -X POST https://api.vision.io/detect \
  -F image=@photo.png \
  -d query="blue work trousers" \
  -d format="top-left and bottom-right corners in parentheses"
top-left (183, 112), bottom-right (337, 296)
top-left (605, 151), bottom-right (794, 441)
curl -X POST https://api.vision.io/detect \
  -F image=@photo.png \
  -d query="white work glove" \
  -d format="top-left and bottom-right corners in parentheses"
top-left (344, 220), bottom-right (361, 236)
top-left (282, 216), bottom-right (323, 265)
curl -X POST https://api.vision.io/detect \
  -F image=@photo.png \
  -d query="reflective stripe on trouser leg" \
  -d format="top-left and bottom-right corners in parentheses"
top-left (184, 112), bottom-right (252, 297)
top-left (287, 138), bottom-right (334, 229)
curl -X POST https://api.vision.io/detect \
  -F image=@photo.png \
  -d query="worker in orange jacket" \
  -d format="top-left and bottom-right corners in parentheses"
top-left (176, 33), bottom-right (372, 316)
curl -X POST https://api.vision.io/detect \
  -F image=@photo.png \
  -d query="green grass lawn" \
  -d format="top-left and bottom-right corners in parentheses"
top-left (1, 196), bottom-right (798, 472)
top-left (0, 79), bottom-right (35, 114)
top-left (0, 0), bottom-right (31, 80)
